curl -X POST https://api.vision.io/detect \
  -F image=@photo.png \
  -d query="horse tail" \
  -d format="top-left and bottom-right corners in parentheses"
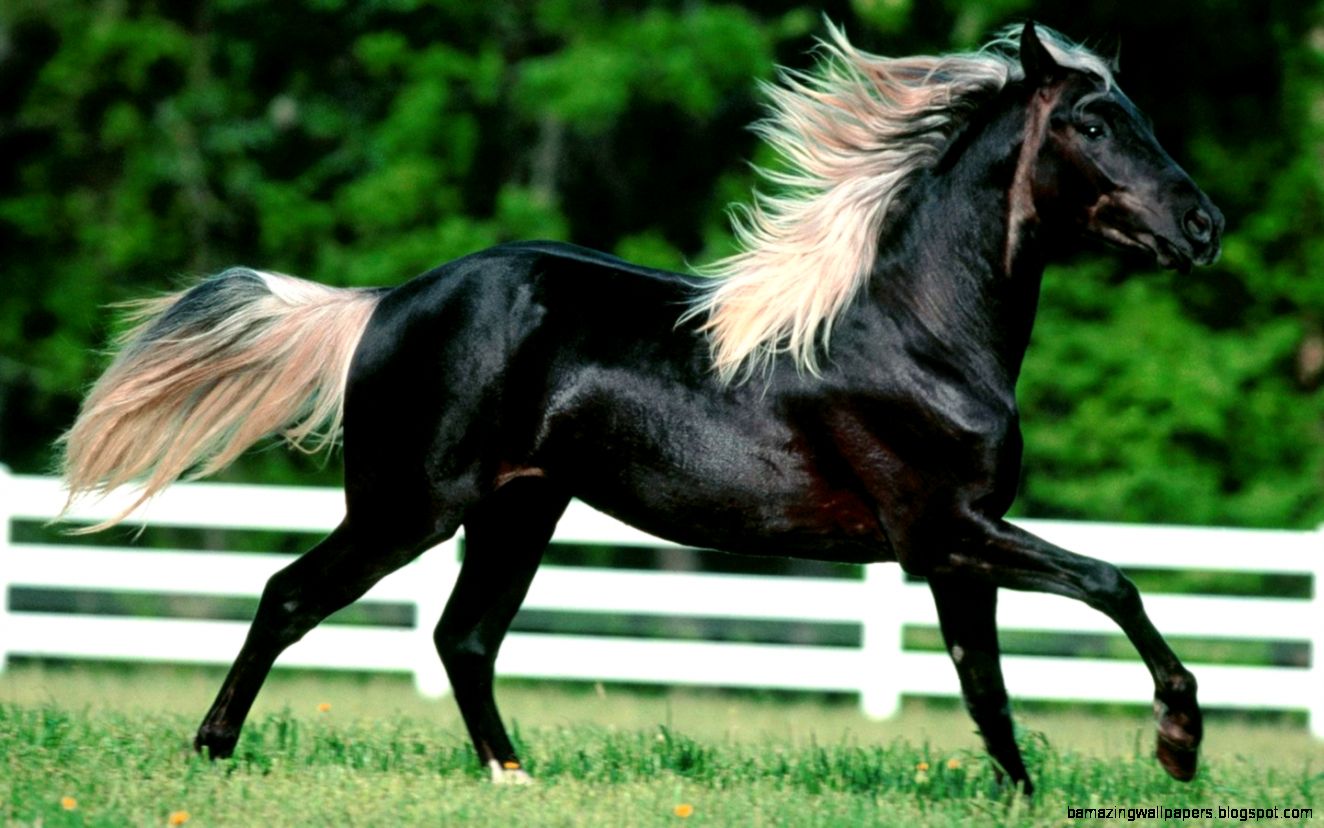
top-left (58, 268), bottom-right (382, 532)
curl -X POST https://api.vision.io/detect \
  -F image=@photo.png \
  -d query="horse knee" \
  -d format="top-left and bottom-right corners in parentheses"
top-left (1080, 564), bottom-right (1141, 615)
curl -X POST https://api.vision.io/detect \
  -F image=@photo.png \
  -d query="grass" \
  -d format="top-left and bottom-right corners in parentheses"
top-left (2, 664), bottom-right (1321, 826)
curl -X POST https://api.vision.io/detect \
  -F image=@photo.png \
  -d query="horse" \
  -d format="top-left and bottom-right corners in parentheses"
top-left (58, 22), bottom-right (1223, 794)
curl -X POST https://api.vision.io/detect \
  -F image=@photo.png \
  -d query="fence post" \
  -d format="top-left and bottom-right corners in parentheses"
top-left (0, 465), bottom-right (12, 675)
top-left (859, 563), bottom-right (905, 718)
top-left (410, 536), bottom-right (461, 698)
top-left (1311, 525), bottom-right (1324, 739)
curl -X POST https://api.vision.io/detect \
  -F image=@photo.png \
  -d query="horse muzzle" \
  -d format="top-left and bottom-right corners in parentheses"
top-left (1088, 189), bottom-right (1224, 273)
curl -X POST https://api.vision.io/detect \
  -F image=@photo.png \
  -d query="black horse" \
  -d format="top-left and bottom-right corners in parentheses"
top-left (61, 23), bottom-right (1222, 793)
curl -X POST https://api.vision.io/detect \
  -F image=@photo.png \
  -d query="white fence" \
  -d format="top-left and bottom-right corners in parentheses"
top-left (1, 465), bottom-right (1321, 736)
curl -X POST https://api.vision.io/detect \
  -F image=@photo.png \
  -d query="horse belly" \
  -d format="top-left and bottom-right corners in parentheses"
top-left (552, 407), bottom-right (893, 564)
top-left (575, 473), bottom-right (890, 563)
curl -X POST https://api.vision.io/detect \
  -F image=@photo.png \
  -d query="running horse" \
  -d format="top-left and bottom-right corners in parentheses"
top-left (59, 23), bottom-right (1222, 793)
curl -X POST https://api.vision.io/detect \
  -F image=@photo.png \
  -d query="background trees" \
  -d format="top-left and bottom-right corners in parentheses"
top-left (3, 0), bottom-right (1321, 527)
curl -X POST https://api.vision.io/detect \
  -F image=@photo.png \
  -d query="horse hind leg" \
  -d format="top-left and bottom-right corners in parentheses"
top-left (434, 477), bottom-right (570, 784)
top-left (195, 514), bottom-right (455, 759)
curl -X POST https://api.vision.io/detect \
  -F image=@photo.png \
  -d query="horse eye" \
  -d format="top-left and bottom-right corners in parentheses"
top-left (1081, 122), bottom-right (1108, 140)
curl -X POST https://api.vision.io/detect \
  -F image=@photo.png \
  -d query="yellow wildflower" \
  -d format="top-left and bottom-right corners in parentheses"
top-left (914, 760), bottom-right (930, 785)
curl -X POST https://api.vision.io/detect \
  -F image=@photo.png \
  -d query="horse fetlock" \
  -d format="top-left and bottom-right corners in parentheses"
top-left (1161, 670), bottom-right (1198, 701)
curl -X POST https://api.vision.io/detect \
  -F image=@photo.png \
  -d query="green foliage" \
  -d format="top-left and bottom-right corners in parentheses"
top-left (1019, 265), bottom-right (1324, 526)
top-left (2, 0), bottom-right (1322, 528)
top-left (516, 5), bottom-right (769, 127)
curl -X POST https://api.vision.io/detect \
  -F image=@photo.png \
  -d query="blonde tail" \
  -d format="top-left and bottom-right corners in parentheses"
top-left (58, 268), bottom-right (381, 531)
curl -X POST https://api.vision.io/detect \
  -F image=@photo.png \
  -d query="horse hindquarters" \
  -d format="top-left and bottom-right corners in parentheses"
top-left (195, 260), bottom-right (536, 760)
top-left (335, 255), bottom-right (576, 778)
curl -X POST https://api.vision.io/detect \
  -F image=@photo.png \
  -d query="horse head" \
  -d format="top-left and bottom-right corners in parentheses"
top-left (1018, 22), bottom-right (1223, 273)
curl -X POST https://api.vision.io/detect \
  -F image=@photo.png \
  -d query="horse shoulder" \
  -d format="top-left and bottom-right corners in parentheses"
top-left (798, 375), bottom-right (1022, 571)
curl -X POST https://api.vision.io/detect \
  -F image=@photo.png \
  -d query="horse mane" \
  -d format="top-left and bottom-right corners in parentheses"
top-left (685, 22), bottom-right (1115, 384)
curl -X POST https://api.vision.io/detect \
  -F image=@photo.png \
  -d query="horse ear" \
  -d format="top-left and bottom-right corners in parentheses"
top-left (1109, 38), bottom-right (1122, 75)
top-left (1019, 21), bottom-right (1062, 85)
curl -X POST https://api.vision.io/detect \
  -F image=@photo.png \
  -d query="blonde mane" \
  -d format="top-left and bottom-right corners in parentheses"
top-left (685, 23), bottom-right (1114, 383)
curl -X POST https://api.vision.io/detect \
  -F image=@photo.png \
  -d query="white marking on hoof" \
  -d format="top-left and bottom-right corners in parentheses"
top-left (488, 759), bottom-right (534, 785)
top-left (951, 645), bottom-right (965, 664)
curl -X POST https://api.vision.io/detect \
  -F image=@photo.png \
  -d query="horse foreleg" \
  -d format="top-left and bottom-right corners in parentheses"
top-left (435, 478), bottom-right (569, 784)
top-left (933, 519), bottom-right (1201, 781)
top-left (928, 575), bottom-right (1032, 794)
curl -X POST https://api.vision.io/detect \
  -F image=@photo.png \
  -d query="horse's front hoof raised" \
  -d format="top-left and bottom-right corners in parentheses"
top-left (1153, 673), bottom-right (1201, 781)
top-left (1156, 733), bottom-right (1198, 781)
top-left (1155, 705), bottom-right (1201, 781)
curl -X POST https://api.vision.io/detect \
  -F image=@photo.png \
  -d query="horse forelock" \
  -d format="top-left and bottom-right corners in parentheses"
top-left (686, 22), bottom-right (1113, 384)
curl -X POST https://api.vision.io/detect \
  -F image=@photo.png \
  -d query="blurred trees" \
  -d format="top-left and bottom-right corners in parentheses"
top-left (1, 0), bottom-right (1321, 528)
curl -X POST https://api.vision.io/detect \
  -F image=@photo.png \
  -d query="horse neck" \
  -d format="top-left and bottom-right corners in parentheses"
top-left (868, 98), bottom-right (1046, 389)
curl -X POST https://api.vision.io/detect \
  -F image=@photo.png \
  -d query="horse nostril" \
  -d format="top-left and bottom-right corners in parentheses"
top-left (1183, 207), bottom-right (1213, 245)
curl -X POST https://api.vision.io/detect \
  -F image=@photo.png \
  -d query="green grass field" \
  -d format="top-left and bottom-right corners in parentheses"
top-left (2, 663), bottom-right (1320, 826)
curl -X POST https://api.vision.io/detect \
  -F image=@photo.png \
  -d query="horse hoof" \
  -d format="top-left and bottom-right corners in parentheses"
top-left (488, 759), bottom-right (534, 785)
top-left (991, 767), bottom-right (1035, 797)
top-left (1154, 702), bottom-right (1201, 781)
top-left (1156, 733), bottom-right (1198, 781)
top-left (1155, 713), bottom-right (1200, 781)
top-left (194, 725), bottom-right (238, 760)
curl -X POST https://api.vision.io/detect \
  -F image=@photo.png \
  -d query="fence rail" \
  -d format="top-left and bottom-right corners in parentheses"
top-left (1, 465), bottom-right (1320, 736)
